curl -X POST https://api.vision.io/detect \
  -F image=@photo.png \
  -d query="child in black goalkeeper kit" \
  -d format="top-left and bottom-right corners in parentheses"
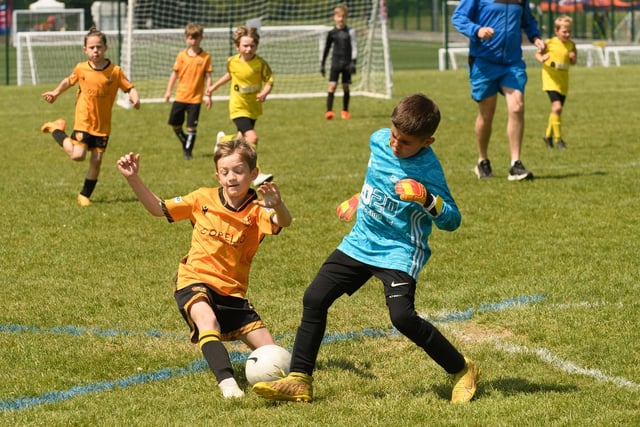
top-left (321, 3), bottom-right (358, 120)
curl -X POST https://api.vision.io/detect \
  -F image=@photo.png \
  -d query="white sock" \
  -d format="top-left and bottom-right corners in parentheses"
top-left (219, 377), bottom-right (244, 398)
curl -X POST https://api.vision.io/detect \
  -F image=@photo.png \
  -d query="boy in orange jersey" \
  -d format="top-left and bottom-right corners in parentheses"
top-left (117, 138), bottom-right (292, 399)
top-left (164, 23), bottom-right (213, 160)
top-left (535, 15), bottom-right (577, 150)
top-left (41, 27), bottom-right (140, 207)
top-left (206, 26), bottom-right (274, 187)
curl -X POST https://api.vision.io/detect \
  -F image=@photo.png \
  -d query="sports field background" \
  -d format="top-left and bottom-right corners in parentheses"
top-left (0, 41), bottom-right (639, 425)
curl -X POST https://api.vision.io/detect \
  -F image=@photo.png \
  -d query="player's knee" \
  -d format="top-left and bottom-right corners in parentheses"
top-left (243, 133), bottom-right (258, 145)
top-left (387, 297), bottom-right (418, 334)
top-left (302, 286), bottom-right (328, 310)
top-left (389, 310), bottom-right (418, 334)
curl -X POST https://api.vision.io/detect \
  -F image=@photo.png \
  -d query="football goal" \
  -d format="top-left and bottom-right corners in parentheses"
top-left (120, 0), bottom-right (392, 104)
top-left (14, 0), bottom-right (392, 105)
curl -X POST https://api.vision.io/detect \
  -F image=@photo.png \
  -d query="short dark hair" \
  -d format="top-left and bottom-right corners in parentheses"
top-left (391, 94), bottom-right (441, 139)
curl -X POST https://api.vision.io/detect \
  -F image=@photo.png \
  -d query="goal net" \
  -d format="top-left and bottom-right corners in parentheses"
top-left (119, 0), bottom-right (392, 105)
top-left (15, 0), bottom-right (392, 103)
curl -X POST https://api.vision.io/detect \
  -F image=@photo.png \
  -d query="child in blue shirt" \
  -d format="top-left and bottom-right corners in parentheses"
top-left (252, 94), bottom-right (480, 404)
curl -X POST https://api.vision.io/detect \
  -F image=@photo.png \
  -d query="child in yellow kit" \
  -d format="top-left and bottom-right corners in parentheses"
top-left (536, 15), bottom-right (577, 150)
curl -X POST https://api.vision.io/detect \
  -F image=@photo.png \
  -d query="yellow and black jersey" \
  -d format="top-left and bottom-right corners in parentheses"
top-left (173, 49), bottom-right (212, 104)
top-left (68, 60), bottom-right (134, 136)
top-left (226, 54), bottom-right (273, 120)
top-left (162, 187), bottom-right (281, 298)
top-left (541, 37), bottom-right (576, 95)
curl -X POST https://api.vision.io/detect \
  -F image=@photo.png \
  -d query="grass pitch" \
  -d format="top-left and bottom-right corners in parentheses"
top-left (1, 64), bottom-right (639, 426)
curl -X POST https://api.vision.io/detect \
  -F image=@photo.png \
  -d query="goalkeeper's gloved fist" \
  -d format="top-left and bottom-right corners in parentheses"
top-left (394, 178), bottom-right (442, 216)
top-left (350, 60), bottom-right (356, 75)
top-left (395, 178), bottom-right (428, 205)
top-left (336, 193), bottom-right (359, 221)
top-left (321, 66), bottom-right (326, 77)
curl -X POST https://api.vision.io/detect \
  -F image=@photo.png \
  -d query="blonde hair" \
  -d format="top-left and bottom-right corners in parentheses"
top-left (555, 15), bottom-right (572, 30)
top-left (214, 138), bottom-right (258, 171)
top-left (334, 4), bottom-right (348, 17)
top-left (185, 23), bottom-right (204, 39)
top-left (233, 26), bottom-right (260, 47)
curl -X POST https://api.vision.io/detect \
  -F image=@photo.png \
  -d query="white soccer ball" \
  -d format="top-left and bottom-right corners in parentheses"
top-left (245, 344), bottom-right (291, 386)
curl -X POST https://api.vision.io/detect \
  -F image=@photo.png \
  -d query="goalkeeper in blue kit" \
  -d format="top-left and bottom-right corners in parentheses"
top-left (252, 94), bottom-right (480, 404)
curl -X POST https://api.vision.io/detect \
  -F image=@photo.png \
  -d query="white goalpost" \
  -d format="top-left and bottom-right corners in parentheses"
top-left (119, 0), bottom-right (392, 105)
top-left (15, 0), bottom-right (393, 105)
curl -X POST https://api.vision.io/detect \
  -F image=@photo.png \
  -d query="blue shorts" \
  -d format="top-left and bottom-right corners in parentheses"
top-left (468, 57), bottom-right (528, 102)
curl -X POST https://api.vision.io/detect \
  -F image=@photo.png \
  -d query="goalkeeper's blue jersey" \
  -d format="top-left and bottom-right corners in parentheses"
top-left (337, 128), bottom-right (461, 279)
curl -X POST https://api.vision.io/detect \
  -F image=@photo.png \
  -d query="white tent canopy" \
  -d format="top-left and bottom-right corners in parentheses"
top-left (29, 0), bottom-right (65, 10)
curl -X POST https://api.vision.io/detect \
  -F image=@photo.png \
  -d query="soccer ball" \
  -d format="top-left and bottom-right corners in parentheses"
top-left (245, 344), bottom-right (291, 386)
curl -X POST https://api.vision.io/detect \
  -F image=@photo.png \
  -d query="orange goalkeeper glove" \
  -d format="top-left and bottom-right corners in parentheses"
top-left (336, 193), bottom-right (359, 221)
top-left (394, 178), bottom-right (442, 216)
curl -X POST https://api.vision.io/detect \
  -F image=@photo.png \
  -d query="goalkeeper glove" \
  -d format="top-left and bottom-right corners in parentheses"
top-left (321, 66), bottom-right (326, 77)
top-left (336, 193), bottom-right (359, 221)
top-left (350, 60), bottom-right (356, 75)
top-left (394, 178), bottom-right (442, 217)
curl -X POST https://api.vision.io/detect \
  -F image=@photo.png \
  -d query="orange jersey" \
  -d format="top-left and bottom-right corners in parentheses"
top-left (67, 60), bottom-right (134, 136)
top-left (226, 54), bottom-right (273, 120)
top-left (173, 49), bottom-right (213, 104)
top-left (162, 187), bottom-right (281, 298)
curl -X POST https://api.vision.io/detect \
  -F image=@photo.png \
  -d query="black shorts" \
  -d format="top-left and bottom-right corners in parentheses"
top-left (70, 130), bottom-right (109, 152)
top-left (546, 91), bottom-right (566, 105)
top-left (174, 283), bottom-right (266, 343)
top-left (329, 63), bottom-right (352, 85)
top-left (168, 101), bottom-right (202, 128)
top-left (306, 249), bottom-right (417, 303)
top-left (232, 117), bottom-right (256, 135)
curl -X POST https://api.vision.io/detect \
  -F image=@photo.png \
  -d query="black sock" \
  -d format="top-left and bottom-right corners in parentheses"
top-left (199, 330), bottom-right (234, 382)
top-left (52, 130), bottom-right (67, 147)
top-left (174, 128), bottom-right (187, 147)
top-left (327, 92), bottom-right (335, 111)
top-left (185, 131), bottom-right (196, 152)
top-left (343, 91), bottom-right (350, 111)
top-left (80, 179), bottom-right (98, 198)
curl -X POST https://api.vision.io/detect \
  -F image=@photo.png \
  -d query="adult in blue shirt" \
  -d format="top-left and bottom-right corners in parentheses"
top-left (452, 0), bottom-right (546, 181)
top-left (252, 94), bottom-right (480, 404)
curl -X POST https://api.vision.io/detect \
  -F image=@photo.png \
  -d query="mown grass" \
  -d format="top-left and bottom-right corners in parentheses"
top-left (1, 64), bottom-right (639, 426)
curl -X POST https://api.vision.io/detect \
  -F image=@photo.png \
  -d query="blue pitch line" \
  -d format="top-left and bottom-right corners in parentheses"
top-left (0, 351), bottom-right (243, 412)
top-left (1, 294), bottom-right (544, 412)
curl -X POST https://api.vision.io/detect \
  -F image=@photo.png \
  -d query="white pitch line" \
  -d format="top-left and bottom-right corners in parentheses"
top-left (429, 299), bottom-right (637, 391)
top-left (491, 338), bottom-right (640, 390)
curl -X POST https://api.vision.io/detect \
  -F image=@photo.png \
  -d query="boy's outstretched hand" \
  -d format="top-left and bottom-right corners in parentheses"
top-left (117, 152), bottom-right (141, 178)
top-left (254, 181), bottom-right (283, 208)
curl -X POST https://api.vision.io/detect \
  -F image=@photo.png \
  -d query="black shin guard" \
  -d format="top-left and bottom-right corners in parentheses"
top-left (200, 331), bottom-right (234, 382)
top-left (173, 128), bottom-right (187, 147)
top-left (52, 130), bottom-right (67, 147)
top-left (185, 132), bottom-right (196, 152)
top-left (80, 179), bottom-right (98, 198)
